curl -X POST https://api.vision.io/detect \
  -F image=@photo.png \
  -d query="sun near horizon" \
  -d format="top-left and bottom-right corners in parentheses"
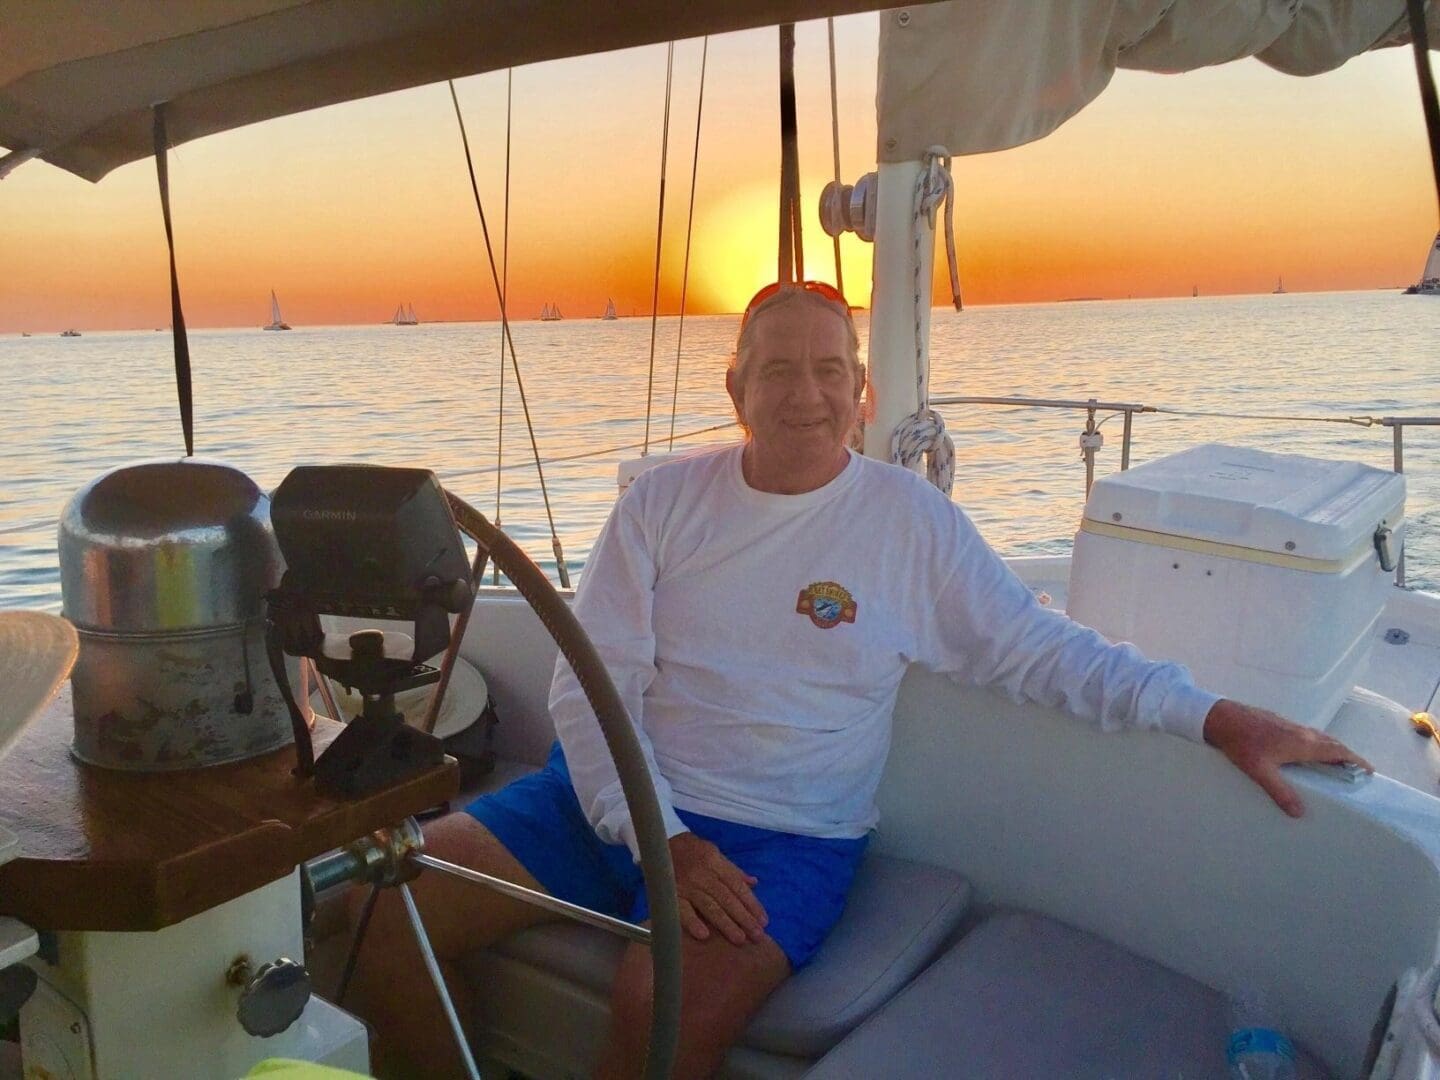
top-left (2, 19), bottom-right (1435, 334)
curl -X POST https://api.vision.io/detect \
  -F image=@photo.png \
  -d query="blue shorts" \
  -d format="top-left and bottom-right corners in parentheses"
top-left (464, 743), bottom-right (868, 970)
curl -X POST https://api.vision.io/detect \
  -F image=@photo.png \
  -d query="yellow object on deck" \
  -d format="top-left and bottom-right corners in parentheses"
top-left (246, 1059), bottom-right (369, 1079)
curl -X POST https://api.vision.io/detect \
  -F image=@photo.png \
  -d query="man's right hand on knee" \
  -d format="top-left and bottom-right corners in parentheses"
top-left (668, 833), bottom-right (769, 946)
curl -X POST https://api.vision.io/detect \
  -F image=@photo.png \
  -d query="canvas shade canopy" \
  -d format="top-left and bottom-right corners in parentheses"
top-left (4, 1), bottom-right (1437, 185)
top-left (0, 0), bottom-right (933, 183)
top-left (877, 0), bottom-right (1440, 162)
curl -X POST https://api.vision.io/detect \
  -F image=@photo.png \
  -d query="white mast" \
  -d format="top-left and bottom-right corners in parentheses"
top-left (863, 161), bottom-right (934, 468)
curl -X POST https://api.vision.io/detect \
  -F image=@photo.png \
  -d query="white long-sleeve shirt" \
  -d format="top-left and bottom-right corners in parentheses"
top-left (549, 445), bottom-right (1219, 859)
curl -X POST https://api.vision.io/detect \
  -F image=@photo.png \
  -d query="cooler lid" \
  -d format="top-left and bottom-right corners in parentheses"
top-left (1082, 444), bottom-right (1405, 562)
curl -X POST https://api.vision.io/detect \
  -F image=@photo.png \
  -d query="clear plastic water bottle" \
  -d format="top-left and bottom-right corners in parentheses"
top-left (1226, 991), bottom-right (1298, 1080)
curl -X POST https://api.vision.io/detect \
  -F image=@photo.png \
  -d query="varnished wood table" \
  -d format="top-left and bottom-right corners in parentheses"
top-left (0, 685), bottom-right (457, 931)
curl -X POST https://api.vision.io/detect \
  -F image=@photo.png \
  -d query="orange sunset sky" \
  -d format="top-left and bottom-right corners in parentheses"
top-left (3, 16), bottom-right (1437, 333)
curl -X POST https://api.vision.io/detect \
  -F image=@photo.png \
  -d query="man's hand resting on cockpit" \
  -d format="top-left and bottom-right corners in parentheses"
top-left (668, 832), bottom-right (769, 946)
top-left (1203, 698), bottom-right (1374, 818)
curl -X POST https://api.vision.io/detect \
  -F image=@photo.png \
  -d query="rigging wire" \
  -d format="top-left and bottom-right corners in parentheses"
top-left (448, 79), bottom-right (571, 587)
top-left (778, 24), bottom-right (803, 283)
top-left (492, 68), bottom-right (512, 586)
top-left (1406, 0), bottom-right (1440, 221)
top-left (668, 37), bottom-right (709, 450)
top-left (151, 104), bottom-right (195, 457)
top-left (643, 42), bottom-right (676, 456)
top-left (826, 18), bottom-right (844, 296)
top-left (472, 420), bottom-right (738, 477)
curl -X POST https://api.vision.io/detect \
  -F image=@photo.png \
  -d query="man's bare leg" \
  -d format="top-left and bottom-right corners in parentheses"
top-left (596, 931), bottom-right (790, 1079)
top-left (345, 812), bottom-right (557, 1078)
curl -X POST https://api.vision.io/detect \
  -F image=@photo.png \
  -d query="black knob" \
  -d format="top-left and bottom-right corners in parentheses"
top-left (348, 628), bottom-right (386, 661)
top-left (237, 958), bottom-right (312, 1038)
top-left (444, 577), bottom-right (475, 613)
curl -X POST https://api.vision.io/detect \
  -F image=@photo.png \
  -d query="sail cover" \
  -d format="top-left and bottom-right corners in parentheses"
top-left (0, 0), bottom-right (914, 183)
top-left (877, 0), bottom-right (1440, 162)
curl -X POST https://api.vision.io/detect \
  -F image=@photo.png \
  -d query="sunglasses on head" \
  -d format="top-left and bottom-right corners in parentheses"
top-left (739, 280), bottom-right (850, 335)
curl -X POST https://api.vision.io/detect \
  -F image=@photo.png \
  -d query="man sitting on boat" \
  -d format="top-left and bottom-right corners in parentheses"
top-left (350, 281), bottom-right (1370, 1079)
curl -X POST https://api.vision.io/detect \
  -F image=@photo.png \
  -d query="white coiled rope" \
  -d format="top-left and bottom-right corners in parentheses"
top-left (1415, 962), bottom-right (1440, 1062)
top-left (891, 146), bottom-right (958, 496)
top-left (1365, 963), bottom-right (1440, 1076)
top-left (917, 146), bottom-right (961, 312)
top-left (891, 408), bottom-right (955, 496)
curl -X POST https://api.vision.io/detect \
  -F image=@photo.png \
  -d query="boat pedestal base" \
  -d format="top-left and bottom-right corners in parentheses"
top-left (18, 873), bottom-right (368, 1079)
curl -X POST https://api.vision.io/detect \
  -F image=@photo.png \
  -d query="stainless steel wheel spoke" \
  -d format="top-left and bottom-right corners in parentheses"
top-left (410, 851), bottom-right (652, 944)
top-left (399, 882), bottom-right (483, 1080)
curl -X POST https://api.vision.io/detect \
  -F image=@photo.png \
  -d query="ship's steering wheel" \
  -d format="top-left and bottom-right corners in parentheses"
top-left (444, 492), bottom-right (682, 1080)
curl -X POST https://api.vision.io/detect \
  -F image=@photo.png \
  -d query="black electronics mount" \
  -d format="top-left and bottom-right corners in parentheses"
top-left (264, 465), bottom-right (474, 798)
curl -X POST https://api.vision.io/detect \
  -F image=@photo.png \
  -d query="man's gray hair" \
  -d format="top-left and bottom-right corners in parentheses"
top-left (731, 286), bottom-right (863, 384)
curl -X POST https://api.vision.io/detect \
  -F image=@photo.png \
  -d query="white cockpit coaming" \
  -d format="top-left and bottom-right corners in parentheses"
top-left (457, 583), bottom-right (1440, 1078)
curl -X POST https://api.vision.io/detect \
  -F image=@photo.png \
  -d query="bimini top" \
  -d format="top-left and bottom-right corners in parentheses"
top-left (3, 0), bottom-right (1436, 183)
top-left (0, 0), bottom-right (903, 182)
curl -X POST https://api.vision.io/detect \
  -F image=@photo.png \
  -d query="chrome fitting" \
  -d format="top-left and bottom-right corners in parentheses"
top-left (304, 817), bottom-right (426, 893)
top-left (819, 173), bottom-right (878, 243)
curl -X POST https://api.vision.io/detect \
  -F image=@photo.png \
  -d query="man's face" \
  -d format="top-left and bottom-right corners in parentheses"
top-left (726, 304), bottom-right (860, 470)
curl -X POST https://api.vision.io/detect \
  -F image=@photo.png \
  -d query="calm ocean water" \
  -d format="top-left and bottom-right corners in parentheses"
top-left (2, 290), bottom-right (1436, 610)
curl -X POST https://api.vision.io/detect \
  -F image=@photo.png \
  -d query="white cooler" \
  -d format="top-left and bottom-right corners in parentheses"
top-left (1067, 443), bottom-right (1404, 728)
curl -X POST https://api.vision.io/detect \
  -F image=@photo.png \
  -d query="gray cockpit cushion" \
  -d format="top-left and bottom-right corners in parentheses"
top-left (485, 853), bottom-right (972, 1059)
top-left (803, 910), bottom-right (1331, 1078)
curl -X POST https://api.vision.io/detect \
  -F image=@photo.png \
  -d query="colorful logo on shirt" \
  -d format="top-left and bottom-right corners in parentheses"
top-left (796, 581), bottom-right (857, 629)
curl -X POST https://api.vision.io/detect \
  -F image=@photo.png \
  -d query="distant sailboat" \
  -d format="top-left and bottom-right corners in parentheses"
top-left (602, 298), bottom-right (618, 320)
top-left (391, 303), bottom-right (419, 325)
top-left (1403, 232), bottom-right (1440, 295)
top-left (263, 289), bottom-right (292, 330)
top-left (1192, 285), bottom-right (1198, 298)
top-left (540, 302), bottom-right (563, 321)
top-left (1272, 277), bottom-right (1286, 295)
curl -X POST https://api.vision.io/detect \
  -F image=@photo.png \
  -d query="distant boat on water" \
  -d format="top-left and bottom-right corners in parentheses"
top-left (1403, 231), bottom-right (1440, 295)
top-left (59, 329), bottom-right (81, 337)
top-left (1272, 276), bottom-right (1286, 295)
top-left (1192, 285), bottom-right (1198, 298)
top-left (601, 298), bottom-right (617, 320)
top-left (540, 302), bottom-right (563, 321)
top-left (391, 302), bottom-right (419, 325)
top-left (263, 289), bottom-right (292, 330)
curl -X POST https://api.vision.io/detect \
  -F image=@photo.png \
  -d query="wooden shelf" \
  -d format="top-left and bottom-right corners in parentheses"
top-left (0, 685), bottom-right (457, 931)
